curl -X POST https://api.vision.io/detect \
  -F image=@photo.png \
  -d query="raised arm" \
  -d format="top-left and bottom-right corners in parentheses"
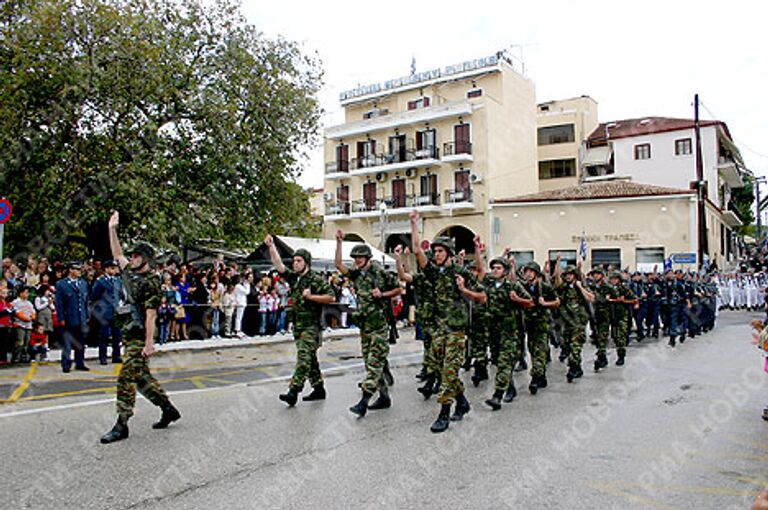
top-left (403, 246), bottom-right (412, 274)
top-left (576, 280), bottom-right (595, 303)
top-left (108, 211), bottom-right (129, 271)
top-left (553, 252), bottom-right (563, 287)
top-left (394, 245), bottom-right (413, 283)
top-left (334, 229), bottom-right (349, 276)
top-left (410, 210), bottom-right (428, 269)
top-left (474, 235), bottom-right (486, 280)
top-left (264, 235), bottom-right (286, 273)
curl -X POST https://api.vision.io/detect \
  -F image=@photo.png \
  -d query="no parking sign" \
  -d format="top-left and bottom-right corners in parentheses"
top-left (0, 197), bottom-right (11, 260)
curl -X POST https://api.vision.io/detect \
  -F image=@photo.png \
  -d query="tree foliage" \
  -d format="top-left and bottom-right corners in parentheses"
top-left (0, 0), bottom-right (323, 260)
top-left (730, 174), bottom-right (755, 234)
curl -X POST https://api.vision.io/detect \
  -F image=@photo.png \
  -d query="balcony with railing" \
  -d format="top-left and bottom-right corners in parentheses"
top-left (325, 145), bottom-right (440, 180)
top-left (442, 141), bottom-right (473, 163)
top-left (443, 187), bottom-right (474, 209)
top-left (325, 160), bottom-right (351, 178)
top-left (717, 156), bottom-right (743, 188)
top-left (324, 193), bottom-right (443, 219)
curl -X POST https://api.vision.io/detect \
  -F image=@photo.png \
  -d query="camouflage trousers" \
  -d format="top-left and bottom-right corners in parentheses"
top-left (289, 328), bottom-right (323, 390)
top-left (593, 309), bottom-right (611, 356)
top-left (422, 328), bottom-right (439, 374)
top-left (490, 324), bottom-right (517, 393)
top-left (116, 339), bottom-right (170, 421)
top-left (614, 313), bottom-right (630, 356)
top-left (525, 320), bottom-right (550, 378)
top-left (470, 321), bottom-right (489, 364)
top-left (360, 324), bottom-right (390, 395)
top-left (563, 322), bottom-right (587, 368)
top-left (431, 329), bottom-right (466, 405)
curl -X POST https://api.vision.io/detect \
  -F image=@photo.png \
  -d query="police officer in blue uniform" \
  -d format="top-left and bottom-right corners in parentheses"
top-left (55, 262), bottom-right (91, 372)
top-left (91, 260), bottom-right (125, 365)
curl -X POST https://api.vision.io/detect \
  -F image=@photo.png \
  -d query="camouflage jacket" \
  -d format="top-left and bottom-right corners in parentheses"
top-left (589, 281), bottom-right (615, 313)
top-left (522, 279), bottom-right (557, 324)
top-left (555, 280), bottom-right (589, 325)
top-left (610, 283), bottom-right (635, 317)
top-left (412, 271), bottom-right (435, 329)
top-left (483, 275), bottom-right (530, 332)
top-left (119, 269), bottom-right (161, 340)
top-left (279, 268), bottom-right (333, 330)
top-left (423, 261), bottom-right (482, 332)
top-left (348, 261), bottom-right (398, 331)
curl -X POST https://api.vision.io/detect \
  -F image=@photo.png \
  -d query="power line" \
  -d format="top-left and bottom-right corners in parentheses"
top-left (699, 100), bottom-right (768, 161)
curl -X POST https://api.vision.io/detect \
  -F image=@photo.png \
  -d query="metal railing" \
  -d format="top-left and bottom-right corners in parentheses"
top-left (325, 160), bottom-right (350, 174)
top-left (444, 187), bottom-right (473, 204)
top-left (330, 193), bottom-right (442, 215)
top-left (443, 141), bottom-right (473, 156)
top-left (349, 146), bottom-right (440, 170)
top-left (326, 201), bottom-right (350, 215)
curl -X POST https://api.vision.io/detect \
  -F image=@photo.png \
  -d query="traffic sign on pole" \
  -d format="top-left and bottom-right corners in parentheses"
top-left (0, 198), bottom-right (11, 225)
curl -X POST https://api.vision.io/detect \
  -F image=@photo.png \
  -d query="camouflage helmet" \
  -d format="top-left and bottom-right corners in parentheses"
top-left (522, 261), bottom-right (543, 276)
top-left (431, 236), bottom-right (455, 255)
top-left (608, 270), bottom-right (623, 281)
top-left (128, 242), bottom-right (155, 261)
top-left (293, 248), bottom-right (312, 266)
top-left (490, 257), bottom-right (510, 272)
top-left (589, 266), bottom-right (605, 275)
top-left (562, 265), bottom-right (578, 276)
top-left (350, 244), bottom-right (372, 258)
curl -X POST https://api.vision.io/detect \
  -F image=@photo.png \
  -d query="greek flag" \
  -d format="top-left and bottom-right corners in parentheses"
top-left (579, 231), bottom-right (587, 261)
top-left (663, 257), bottom-right (672, 272)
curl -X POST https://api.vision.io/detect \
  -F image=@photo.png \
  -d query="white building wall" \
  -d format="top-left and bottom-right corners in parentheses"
top-left (611, 125), bottom-right (721, 205)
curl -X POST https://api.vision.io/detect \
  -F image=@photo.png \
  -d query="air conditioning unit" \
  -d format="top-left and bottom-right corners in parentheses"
top-left (323, 192), bottom-right (334, 201)
top-left (470, 172), bottom-right (483, 184)
top-left (376, 172), bottom-right (386, 182)
top-left (405, 168), bottom-right (416, 179)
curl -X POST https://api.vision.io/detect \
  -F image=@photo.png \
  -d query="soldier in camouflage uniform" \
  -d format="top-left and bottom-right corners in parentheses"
top-left (392, 246), bottom-right (440, 399)
top-left (335, 230), bottom-right (401, 418)
top-left (521, 261), bottom-right (560, 394)
top-left (101, 211), bottom-right (180, 444)
top-left (266, 235), bottom-right (335, 407)
top-left (588, 267), bottom-right (613, 372)
top-left (410, 211), bottom-right (485, 433)
top-left (466, 257), bottom-right (491, 387)
top-left (607, 271), bottom-right (638, 366)
top-left (475, 254), bottom-right (533, 410)
top-left (554, 265), bottom-right (594, 383)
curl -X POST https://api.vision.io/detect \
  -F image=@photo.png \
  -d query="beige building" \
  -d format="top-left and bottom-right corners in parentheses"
top-left (321, 53), bottom-right (537, 253)
top-left (489, 180), bottom-right (741, 271)
top-left (536, 96), bottom-right (599, 192)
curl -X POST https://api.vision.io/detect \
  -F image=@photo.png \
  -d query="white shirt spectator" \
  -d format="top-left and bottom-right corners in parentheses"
top-left (234, 282), bottom-right (250, 307)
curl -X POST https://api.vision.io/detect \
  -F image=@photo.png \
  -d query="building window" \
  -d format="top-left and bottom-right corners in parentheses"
top-left (419, 174), bottom-right (438, 206)
top-left (634, 143), bottom-right (651, 160)
top-left (336, 185), bottom-right (350, 215)
top-left (510, 251), bottom-right (534, 265)
top-left (357, 140), bottom-right (377, 168)
top-left (335, 144), bottom-right (349, 172)
top-left (538, 124), bottom-right (575, 145)
top-left (391, 178), bottom-right (406, 208)
top-left (591, 248), bottom-right (621, 270)
top-left (362, 108), bottom-right (389, 119)
top-left (548, 250), bottom-right (577, 273)
top-left (363, 182), bottom-right (377, 211)
top-left (416, 129), bottom-right (437, 159)
top-left (407, 97), bottom-right (430, 110)
top-left (454, 123), bottom-right (471, 154)
top-left (467, 89), bottom-right (483, 99)
top-left (675, 138), bottom-right (692, 156)
top-left (636, 247), bottom-right (664, 272)
top-left (539, 159), bottom-right (576, 180)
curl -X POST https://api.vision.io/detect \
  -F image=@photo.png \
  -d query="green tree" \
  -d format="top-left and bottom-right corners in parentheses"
top-left (0, 0), bottom-right (323, 260)
top-left (730, 175), bottom-right (755, 235)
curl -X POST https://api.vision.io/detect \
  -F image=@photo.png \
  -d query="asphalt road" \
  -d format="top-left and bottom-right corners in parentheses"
top-left (1, 311), bottom-right (766, 510)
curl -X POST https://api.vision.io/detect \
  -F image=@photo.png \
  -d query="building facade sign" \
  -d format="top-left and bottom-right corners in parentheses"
top-left (339, 55), bottom-right (499, 101)
top-left (570, 233), bottom-right (640, 243)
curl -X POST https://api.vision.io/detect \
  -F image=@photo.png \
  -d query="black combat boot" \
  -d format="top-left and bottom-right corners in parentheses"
top-left (668, 336), bottom-right (676, 347)
top-left (450, 393), bottom-right (471, 421)
top-left (368, 385), bottom-right (392, 410)
top-left (679, 333), bottom-right (686, 344)
top-left (485, 390), bottom-right (504, 411)
top-left (528, 378), bottom-right (539, 395)
top-left (514, 359), bottom-right (528, 373)
top-left (415, 365), bottom-right (428, 381)
top-left (100, 416), bottom-right (129, 444)
top-left (573, 364), bottom-right (584, 379)
top-left (349, 391), bottom-right (372, 417)
top-left (430, 404), bottom-right (452, 433)
top-left (152, 403), bottom-right (181, 429)
top-left (537, 375), bottom-right (548, 389)
top-left (762, 407), bottom-right (768, 422)
top-left (471, 361), bottom-right (488, 387)
top-left (615, 353), bottom-right (625, 366)
top-left (503, 379), bottom-right (517, 403)
top-left (302, 383), bottom-right (326, 401)
top-left (558, 345), bottom-right (570, 363)
top-left (383, 364), bottom-right (395, 387)
top-left (279, 386), bottom-right (300, 407)
top-left (417, 374), bottom-right (435, 399)
top-left (566, 365), bottom-right (577, 383)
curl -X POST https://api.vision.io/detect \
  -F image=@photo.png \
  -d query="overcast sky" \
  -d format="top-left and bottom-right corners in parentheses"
top-left (240, 0), bottom-right (768, 190)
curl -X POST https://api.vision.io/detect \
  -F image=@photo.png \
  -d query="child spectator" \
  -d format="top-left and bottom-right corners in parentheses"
top-left (221, 283), bottom-right (236, 338)
top-left (258, 288), bottom-right (269, 336)
top-left (11, 286), bottom-right (36, 363)
top-left (157, 296), bottom-right (176, 345)
top-left (34, 285), bottom-right (55, 335)
top-left (0, 285), bottom-right (13, 364)
top-left (28, 322), bottom-right (48, 361)
top-left (209, 280), bottom-right (222, 339)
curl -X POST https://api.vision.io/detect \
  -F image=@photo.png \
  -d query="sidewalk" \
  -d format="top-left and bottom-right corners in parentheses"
top-left (45, 327), bottom-right (364, 363)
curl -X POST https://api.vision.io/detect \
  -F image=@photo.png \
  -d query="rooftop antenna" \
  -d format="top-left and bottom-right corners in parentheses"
top-left (410, 54), bottom-right (416, 76)
top-left (508, 43), bottom-right (536, 76)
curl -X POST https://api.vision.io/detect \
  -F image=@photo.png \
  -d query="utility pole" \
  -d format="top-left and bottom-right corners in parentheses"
top-left (756, 175), bottom-right (767, 241)
top-left (694, 94), bottom-right (708, 271)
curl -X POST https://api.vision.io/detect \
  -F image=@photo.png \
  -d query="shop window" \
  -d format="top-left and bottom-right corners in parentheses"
top-left (636, 247), bottom-right (664, 272)
top-left (591, 248), bottom-right (621, 270)
top-left (548, 250), bottom-right (577, 274)
top-left (509, 251), bottom-right (534, 266)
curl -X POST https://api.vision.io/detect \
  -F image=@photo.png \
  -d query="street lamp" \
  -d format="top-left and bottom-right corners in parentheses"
top-left (379, 200), bottom-right (388, 251)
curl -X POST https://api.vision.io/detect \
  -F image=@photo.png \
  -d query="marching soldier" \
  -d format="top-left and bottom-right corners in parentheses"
top-left (410, 211), bottom-right (486, 433)
top-left (335, 231), bottom-right (401, 418)
top-left (266, 235), bottom-right (335, 407)
top-left (645, 272), bottom-right (662, 338)
top-left (607, 271), bottom-right (638, 365)
top-left (101, 211), bottom-right (180, 444)
top-left (466, 244), bottom-right (491, 386)
top-left (629, 272), bottom-right (646, 341)
top-left (588, 267), bottom-right (613, 371)
top-left (474, 251), bottom-right (532, 410)
top-left (520, 260), bottom-right (560, 394)
top-left (554, 264), bottom-right (594, 382)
